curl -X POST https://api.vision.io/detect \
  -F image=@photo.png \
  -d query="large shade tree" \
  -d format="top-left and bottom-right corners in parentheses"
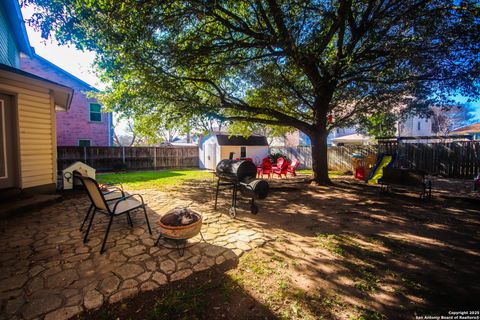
top-left (27, 0), bottom-right (480, 183)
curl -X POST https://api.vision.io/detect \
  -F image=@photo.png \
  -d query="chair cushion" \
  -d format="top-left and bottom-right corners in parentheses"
top-left (109, 198), bottom-right (143, 214)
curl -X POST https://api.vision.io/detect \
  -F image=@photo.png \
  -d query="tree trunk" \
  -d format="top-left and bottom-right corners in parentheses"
top-left (309, 129), bottom-right (331, 185)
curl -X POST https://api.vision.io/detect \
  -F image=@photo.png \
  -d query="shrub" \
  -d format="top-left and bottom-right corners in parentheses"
top-left (268, 153), bottom-right (291, 164)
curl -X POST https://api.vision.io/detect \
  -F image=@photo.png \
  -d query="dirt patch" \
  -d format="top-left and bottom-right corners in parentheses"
top-left (83, 176), bottom-right (480, 319)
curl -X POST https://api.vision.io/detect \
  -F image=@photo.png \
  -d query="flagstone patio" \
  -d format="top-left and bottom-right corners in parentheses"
top-left (0, 191), bottom-right (275, 320)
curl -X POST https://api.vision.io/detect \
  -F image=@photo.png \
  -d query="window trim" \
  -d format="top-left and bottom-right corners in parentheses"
top-left (78, 139), bottom-right (92, 147)
top-left (89, 103), bottom-right (102, 122)
top-left (240, 146), bottom-right (247, 158)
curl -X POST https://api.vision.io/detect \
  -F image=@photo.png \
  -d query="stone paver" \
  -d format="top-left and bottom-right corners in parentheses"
top-left (0, 189), bottom-right (274, 319)
top-left (83, 290), bottom-right (103, 309)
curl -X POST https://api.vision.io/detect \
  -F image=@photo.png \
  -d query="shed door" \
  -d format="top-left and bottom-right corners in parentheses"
top-left (205, 144), bottom-right (217, 170)
top-left (0, 94), bottom-right (18, 189)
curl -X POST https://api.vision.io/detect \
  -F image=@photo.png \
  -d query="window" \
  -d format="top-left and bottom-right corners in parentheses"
top-left (417, 121), bottom-right (421, 131)
top-left (240, 146), bottom-right (247, 158)
top-left (78, 139), bottom-right (91, 147)
top-left (89, 103), bottom-right (102, 122)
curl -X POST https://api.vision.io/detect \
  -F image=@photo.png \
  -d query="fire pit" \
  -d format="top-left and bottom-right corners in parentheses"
top-left (154, 207), bottom-right (204, 256)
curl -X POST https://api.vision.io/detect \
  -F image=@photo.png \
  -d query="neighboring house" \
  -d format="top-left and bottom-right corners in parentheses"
top-left (270, 131), bottom-right (303, 147)
top-left (332, 133), bottom-right (373, 146)
top-left (449, 123), bottom-right (480, 140)
top-left (397, 115), bottom-right (434, 137)
top-left (199, 133), bottom-right (269, 170)
top-left (0, 0), bottom-right (73, 193)
top-left (271, 128), bottom-right (358, 147)
top-left (327, 127), bottom-right (358, 145)
top-left (20, 50), bottom-right (113, 146)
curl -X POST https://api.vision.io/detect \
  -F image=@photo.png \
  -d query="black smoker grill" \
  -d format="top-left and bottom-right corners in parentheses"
top-left (214, 159), bottom-right (269, 218)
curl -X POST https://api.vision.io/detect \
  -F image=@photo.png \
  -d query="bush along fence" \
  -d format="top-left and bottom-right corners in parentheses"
top-left (57, 146), bottom-right (199, 172)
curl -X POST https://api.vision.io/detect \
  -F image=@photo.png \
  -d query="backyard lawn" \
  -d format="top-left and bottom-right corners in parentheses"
top-left (97, 169), bottom-right (341, 190)
top-left (97, 169), bottom-right (214, 190)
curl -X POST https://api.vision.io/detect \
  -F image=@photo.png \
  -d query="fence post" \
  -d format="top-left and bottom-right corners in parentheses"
top-left (122, 147), bottom-right (126, 166)
top-left (154, 147), bottom-right (157, 170)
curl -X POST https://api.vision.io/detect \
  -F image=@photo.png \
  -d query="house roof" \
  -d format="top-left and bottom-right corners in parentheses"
top-left (0, 62), bottom-right (73, 111)
top-left (215, 133), bottom-right (268, 146)
top-left (29, 49), bottom-right (99, 91)
top-left (332, 133), bottom-right (372, 144)
top-left (2, 0), bottom-right (32, 56)
top-left (450, 123), bottom-right (480, 134)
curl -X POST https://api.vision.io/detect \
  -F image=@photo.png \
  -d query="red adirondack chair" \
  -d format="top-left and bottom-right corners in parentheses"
top-left (257, 157), bottom-right (272, 178)
top-left (273, 159), bottom-right (290, 178)
top-left (273, 157), bottom-right (285, 170)
top-left (287, 159), bottom-right (301, 176)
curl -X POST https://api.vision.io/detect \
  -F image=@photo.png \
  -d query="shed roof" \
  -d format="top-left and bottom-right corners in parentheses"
top-left (215, 133), bottom-right (268, 146)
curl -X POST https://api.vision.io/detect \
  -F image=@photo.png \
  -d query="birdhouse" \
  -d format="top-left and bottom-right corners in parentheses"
top-left (62, 161), bottom-right (96, 190)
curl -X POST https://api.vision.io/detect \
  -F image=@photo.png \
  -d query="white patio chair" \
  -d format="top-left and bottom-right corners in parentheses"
top-left (79, 182), bottom-right (125, 231)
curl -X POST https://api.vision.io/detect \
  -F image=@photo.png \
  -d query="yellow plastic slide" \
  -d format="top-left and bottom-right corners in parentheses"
top-left (367, 155), bottom-right (393, 184)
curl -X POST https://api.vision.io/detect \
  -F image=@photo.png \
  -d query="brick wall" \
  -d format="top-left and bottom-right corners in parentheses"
top-left (20, 53), bottom-right (111, 146)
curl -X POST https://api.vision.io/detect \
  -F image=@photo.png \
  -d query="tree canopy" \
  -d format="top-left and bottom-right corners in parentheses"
top-left (27, 0), bottom-right (480, 183)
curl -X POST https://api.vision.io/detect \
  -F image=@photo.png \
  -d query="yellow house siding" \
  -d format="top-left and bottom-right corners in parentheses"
top-left (0, 79), bottom-right (55, 189)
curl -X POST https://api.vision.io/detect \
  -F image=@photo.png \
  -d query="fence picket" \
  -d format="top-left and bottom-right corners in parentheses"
top-left (57, 146), bottom-right (199, 172)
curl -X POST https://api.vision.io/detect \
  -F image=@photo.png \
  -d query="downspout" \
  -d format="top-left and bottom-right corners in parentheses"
top-left (108, 112), bottom-right (113, 146)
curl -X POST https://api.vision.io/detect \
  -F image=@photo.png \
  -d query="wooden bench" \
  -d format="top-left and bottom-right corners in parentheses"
top-left (381, 167), bottom-right (432, 199)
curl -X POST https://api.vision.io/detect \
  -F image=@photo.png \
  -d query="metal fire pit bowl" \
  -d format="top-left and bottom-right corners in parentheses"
top-left (154, 207), bottom-right (204, 256)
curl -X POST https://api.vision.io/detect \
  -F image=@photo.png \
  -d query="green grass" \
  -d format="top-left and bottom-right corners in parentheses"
top-left (146, 287), bottom-right (210, 320)
top-left (97, 168), bottom-right (342, 190)
top-left (97, 169), bottom-right (213, 190)
top-left (354, 269), bottom-right (380, 294)
top-left (316, 233), bottom-right (346, 256)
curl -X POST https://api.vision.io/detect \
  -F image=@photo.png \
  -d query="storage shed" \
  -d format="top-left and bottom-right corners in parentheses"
top-left (199, 133), bottom-right (269, 170)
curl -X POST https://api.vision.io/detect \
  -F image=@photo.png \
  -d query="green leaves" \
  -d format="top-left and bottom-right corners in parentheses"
top-left (25, 0), bottom-right (480, 138)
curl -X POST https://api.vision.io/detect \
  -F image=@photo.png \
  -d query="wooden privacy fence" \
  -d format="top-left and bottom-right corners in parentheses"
top-left (57, 146), bottom-right (199, 172)
top-left (269, 146), bottom-right (377, 172)
top-left (58, 142), bottom-right (480, 178)
top-left (384, 141), bottom-right (480, 178)
top-left (273, 141), bottom-right (480, 178)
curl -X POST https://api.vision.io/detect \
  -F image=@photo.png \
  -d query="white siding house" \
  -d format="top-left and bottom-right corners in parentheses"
top-left (397, 115), bottom-right (434, 137)
top-left (199, 133), bottom-right (269, 170)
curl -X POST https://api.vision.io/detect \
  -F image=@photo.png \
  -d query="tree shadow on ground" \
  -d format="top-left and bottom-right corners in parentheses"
top-left (80, 260), bottom-right (280, 320)
top-left (175, 177), bottom-right (480, 319)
